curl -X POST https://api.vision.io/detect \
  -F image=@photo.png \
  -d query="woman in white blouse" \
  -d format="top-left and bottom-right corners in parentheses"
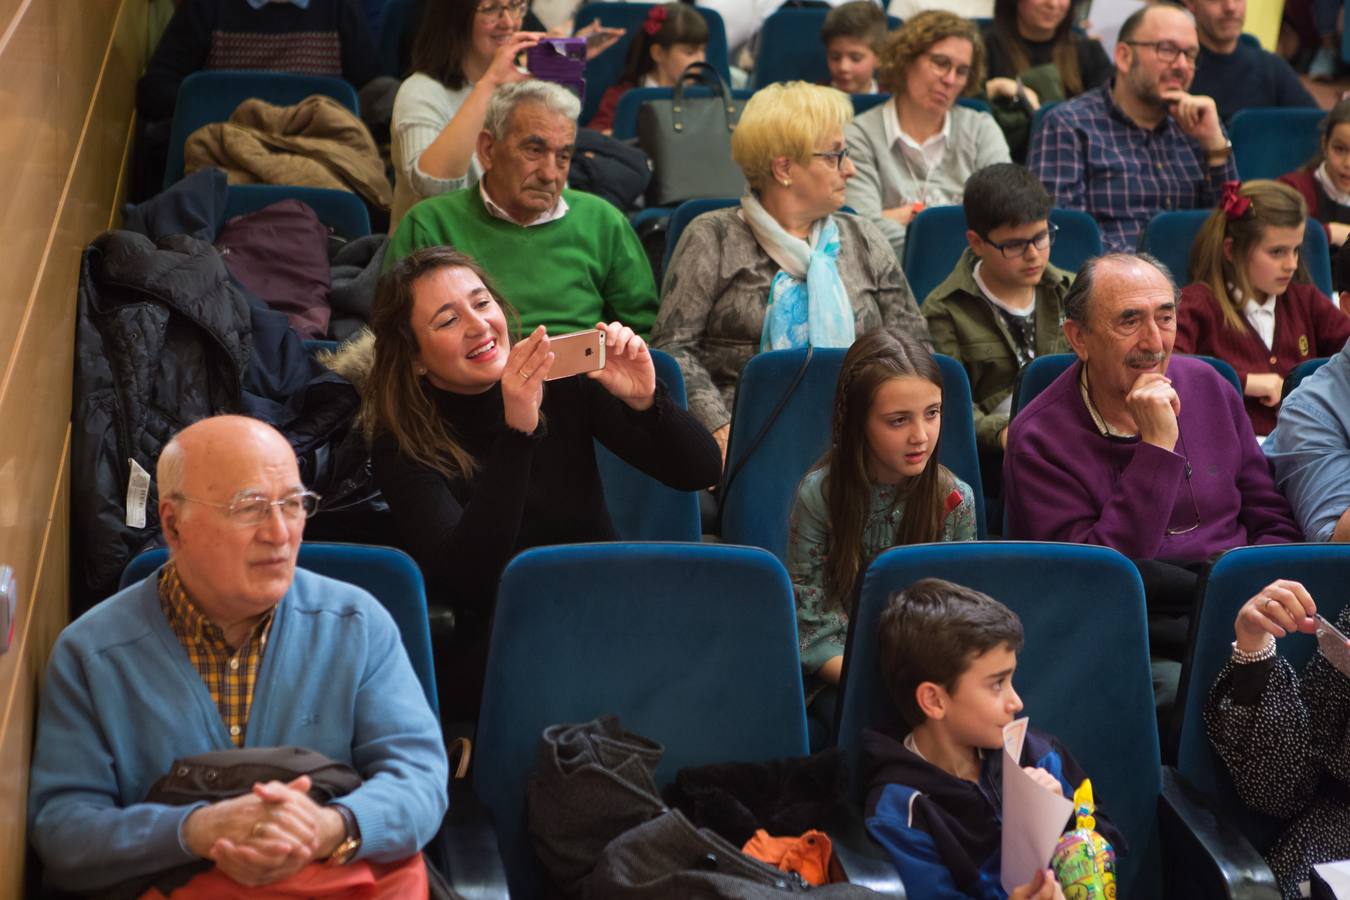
top-left (844, 10), bottom-right (1011, 262)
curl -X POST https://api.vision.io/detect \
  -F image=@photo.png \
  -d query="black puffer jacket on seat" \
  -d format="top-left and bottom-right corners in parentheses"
top-left (71, 230), bottom-right (253, 609)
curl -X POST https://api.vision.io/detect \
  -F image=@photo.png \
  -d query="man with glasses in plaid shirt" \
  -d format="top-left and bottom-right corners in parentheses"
top-left (29, 416), bottom-right (447, 894)
top-left (1028, 3), bottom-right (1238, 254)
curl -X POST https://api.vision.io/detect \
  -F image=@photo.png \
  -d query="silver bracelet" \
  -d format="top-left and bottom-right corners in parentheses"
top-left (1231, 635), bottom-right (1276, 664)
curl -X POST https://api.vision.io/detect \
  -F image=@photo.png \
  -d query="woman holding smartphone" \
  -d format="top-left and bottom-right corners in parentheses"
top-left (388, 0), bottom-right (620, 231)
top-left (360, 246), bottom-right (720, 719)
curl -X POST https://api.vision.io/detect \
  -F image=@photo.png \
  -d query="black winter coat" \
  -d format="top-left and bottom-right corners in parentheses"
top-left (71, 230), bottom-right (253, 608)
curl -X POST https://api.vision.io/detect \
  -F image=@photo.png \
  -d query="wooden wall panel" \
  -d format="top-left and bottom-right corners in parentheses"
top-left (0, 0), bottom-right (122, 373)
top-left (0, 0), bottom-right (145, 888)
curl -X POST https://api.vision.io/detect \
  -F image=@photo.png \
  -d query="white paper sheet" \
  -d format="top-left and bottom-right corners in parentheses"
top-left (1001, 718), bottom-right (1076, 894)
top-left (1314, 860), bottom-right (1350, 898)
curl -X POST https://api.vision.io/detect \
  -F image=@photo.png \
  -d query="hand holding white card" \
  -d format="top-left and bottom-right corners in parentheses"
top-left (1001, 718), bottom-right (1075, 894)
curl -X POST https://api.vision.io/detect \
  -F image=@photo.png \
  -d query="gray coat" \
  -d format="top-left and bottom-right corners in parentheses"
top-left (844, 100), bottom-right (1011, 262)
top-left (651, 207), bottom-right (927, 433)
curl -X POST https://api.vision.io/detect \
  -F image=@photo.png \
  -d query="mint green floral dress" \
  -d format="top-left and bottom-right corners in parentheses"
top-left (787, 466), bottom-right (977, 695)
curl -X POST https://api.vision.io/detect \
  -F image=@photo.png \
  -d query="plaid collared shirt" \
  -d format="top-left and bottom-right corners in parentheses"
top-left (158, 561), bottom-right (275, 747)
top-left (1028, 83), bottom-right (1237, 254)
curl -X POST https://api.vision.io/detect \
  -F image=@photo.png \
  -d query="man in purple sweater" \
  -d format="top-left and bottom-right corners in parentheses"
top-left (1004, 253), bottom-right (1299, 708)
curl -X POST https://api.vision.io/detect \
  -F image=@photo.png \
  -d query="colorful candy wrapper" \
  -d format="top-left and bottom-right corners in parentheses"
top-left (1050, 779), bottom-right (1117, 900)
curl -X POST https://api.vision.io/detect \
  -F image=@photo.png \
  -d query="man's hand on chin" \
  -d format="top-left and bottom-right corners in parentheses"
top-left (1160, 89), bottom-right (1227, 154)
top-left (1126, 372), bottom-right (1181, 452)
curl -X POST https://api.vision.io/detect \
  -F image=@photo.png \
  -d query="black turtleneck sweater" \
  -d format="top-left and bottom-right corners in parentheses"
top-left (371, 374), bottom-right (720, 617)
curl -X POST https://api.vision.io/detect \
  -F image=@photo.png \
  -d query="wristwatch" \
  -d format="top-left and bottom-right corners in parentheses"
top-left (325, 803), bottom-right (362, 866)
top-left (1206, 138), bottom-right (1233, 166)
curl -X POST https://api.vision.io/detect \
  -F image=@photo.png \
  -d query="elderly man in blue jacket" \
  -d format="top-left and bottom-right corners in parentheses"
top-left (28, 415), bottom-right (448, 893)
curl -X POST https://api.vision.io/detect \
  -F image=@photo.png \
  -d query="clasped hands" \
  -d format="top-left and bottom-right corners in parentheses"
top-left (182, 775), bottom-right (347, 887)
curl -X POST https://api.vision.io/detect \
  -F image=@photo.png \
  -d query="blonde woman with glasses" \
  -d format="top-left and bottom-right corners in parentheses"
top-left (651, 81), bottom-right (929, 467)
top-left (845, 11), bottom-right (1011, 263)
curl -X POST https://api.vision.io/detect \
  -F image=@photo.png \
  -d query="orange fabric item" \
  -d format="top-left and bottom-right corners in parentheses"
top-left (140, 851), bottom-right (428, 899)
top-left (741, 828), bottom-right (833, 886)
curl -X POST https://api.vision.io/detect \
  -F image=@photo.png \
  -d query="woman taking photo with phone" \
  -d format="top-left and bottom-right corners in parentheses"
top-left (388, 0), bottom-right (620, 231)
top-left (359, 246), bottom-right (720, 718)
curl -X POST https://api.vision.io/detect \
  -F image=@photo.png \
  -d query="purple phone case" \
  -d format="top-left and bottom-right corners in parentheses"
top-left (527, 38), bottom-right (586, 98)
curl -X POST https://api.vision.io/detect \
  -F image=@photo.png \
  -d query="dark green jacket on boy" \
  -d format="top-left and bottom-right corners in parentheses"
top-left (922, 249), bottom-right (1072, 453)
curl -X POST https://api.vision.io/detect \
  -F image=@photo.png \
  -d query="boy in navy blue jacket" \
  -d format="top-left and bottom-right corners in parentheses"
top-left (862, 578), bottom-right (1124, 899)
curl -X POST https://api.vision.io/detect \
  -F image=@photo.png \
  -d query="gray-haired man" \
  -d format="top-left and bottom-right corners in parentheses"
top-left (386, 80), bottom-right (659, 336)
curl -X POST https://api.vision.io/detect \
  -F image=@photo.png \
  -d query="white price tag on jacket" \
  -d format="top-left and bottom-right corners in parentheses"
top-left (126, 458), bottom-right (151, 529)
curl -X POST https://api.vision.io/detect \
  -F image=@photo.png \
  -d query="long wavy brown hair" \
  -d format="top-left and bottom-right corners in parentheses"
top-left (817, 330), bottom-right (955, 613)
top-left (990, 0), bottom-right (1085, 96)
top-left (363, 246), bottom-right (520, 483)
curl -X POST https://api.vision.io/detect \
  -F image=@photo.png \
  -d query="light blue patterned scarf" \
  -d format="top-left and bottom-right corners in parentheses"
top-left (740, 193), bottom-right (856, 352)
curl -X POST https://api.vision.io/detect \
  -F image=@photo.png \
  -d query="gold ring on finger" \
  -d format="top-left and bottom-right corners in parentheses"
top-left (251, 822), bottom-right (265, 838)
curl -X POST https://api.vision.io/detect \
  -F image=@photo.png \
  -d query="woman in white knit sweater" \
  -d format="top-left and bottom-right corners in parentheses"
top-left (388, 0), bottom-right (618, 231)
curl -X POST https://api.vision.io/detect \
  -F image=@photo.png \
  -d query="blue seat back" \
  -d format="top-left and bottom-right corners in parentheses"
top-left (1141, 209), bottom-right (1334, 298)
top-left (574, 3), bottom-right (731, 125)
top-left (1174, 544), bottom-right (1350, 851)
top-left (661, 197), bottom-right (740, 277)
top-left (165, 71), bottom-right (360, 188)
top-left (1191, 354), bottom-right (1242, 394)
top-left (837, 542), bottom-right (1162, 893)
top-left (475, 542), bottom-right (809, 899)
top-left (1030, 99), bottom-right (1061, 140)
top-left (1284, 355), bottom-right (1331, 398)
top-left (119, 543), bottom-right (438, 715)
top-left (594, 350), bottom-right (701, 540)
top-left (851, 92), bottom-right (890, 116)
top-left (610, 85), bottom-right (754, 141)
top-left (224, 185), bottom-right (372, 239)
top-left (1230, 107), bottom-right (1324, 179)
top-left (955, 96), bottom-right (991, 114)
top-left (720, 349), bottom-right (986, 560)
top-left (377, 0), bottom-right (416, 77)
top-left (903, 206), bottom-right (1104, 303)
top-left (1011, 352), bottom-right (1075, 418)
top-left (751, 8), bottom-right (902, 89)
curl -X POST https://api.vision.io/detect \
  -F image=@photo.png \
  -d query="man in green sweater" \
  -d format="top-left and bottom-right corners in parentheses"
top-left (386, 80), bottom-right (658, 337)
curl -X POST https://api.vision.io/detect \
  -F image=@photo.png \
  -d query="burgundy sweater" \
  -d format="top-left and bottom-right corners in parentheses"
top-left (1004, 356), bottom-right (1300, 561)
top-left (1176, 281), bottom-right (1350, 434)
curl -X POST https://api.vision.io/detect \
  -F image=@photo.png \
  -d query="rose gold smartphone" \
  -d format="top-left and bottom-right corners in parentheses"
top-left (544, 329), bottom-right (606, 381)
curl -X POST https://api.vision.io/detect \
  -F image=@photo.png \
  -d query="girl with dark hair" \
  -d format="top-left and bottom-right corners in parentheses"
top-left (388, 0), bottom-right (621, 230)
top-left (586, 3), bottom-right (709, 133)
top-left (1178, 179), bottom-right (1350, 435)
top-left (362, 246), bottom-right (720, 717)
top-left (787, 330), bottom-right (976, 705)
top-left (982, 0), bottom-right (1110, 158)
top-left (1280, 99), bottom-right (1350, 252)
